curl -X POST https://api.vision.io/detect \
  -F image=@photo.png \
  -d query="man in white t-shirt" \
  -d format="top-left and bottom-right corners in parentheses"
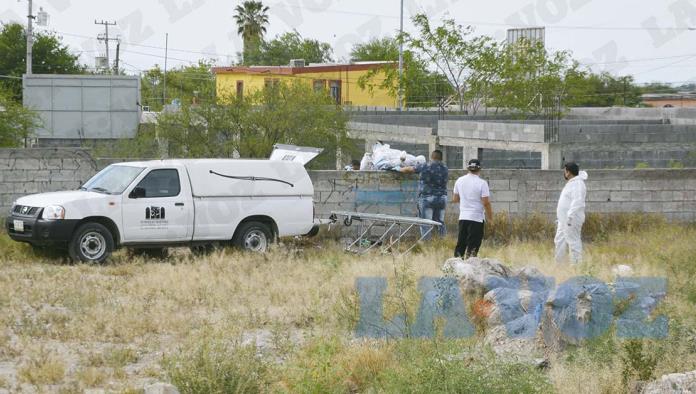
top-left (453, 159), bottom-right (493, 258)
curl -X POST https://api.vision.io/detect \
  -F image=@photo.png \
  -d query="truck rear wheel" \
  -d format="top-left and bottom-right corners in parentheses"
top-left (234, 221), bottom-right (274, 253)
top-left (69, 222), bottom-right (114, 264)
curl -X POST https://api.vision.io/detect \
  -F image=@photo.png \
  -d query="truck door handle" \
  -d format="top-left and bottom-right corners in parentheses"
top-left (175, 202), bottom-right (184, 206)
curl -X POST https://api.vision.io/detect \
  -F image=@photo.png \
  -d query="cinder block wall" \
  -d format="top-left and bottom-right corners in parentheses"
top-left (0, 149), bottom-right (99, 210)
top-left (1, 149), bottom-right (695, 223)
top-left (312, 169), bottom-right (696, 223)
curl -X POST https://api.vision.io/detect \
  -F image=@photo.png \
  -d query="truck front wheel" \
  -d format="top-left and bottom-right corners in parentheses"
top-left (69, 222), bottom-right (114, 264)
top-left (234, 221), bottom-right (274, 253)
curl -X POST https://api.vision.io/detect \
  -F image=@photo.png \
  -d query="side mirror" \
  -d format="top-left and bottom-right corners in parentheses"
top-left (129, 187), bottom-right (146, 199)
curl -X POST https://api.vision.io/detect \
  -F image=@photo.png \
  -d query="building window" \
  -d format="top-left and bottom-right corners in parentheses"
top-left (329, 80), bottom-right (341, 104)
top-left (236, 81), bottom-right (244, 99)
top-left (313, 79), bottom-right (326, 92)
top-left (264, 78), bottom-right (280, 89)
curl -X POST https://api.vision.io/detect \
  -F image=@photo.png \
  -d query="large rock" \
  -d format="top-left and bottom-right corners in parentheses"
top-left (642, 370), bottom-right (696, 393)
top-left (484, 288), bottom-right (535, 327)
top-left (483, 324), bottom-right (541, 361)
top-left (442, 257), bottom-right (513, 295)
top-left (541, 277), bottom-right (613, 352)
top-left (444, 258), bottom-right (549, 361)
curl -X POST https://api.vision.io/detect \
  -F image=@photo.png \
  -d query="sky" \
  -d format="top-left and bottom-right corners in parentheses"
top-left (2, 0), bottom-right (696, 85)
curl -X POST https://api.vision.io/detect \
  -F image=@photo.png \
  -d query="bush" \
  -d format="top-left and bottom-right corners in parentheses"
top-left (621, 340), bottom-right (659, 387)
top-left (382, 340), bottom-right (551, 394)
top-left (582, 212), bottom-right (665, 242)
top-left (484, 212), bottom-right (555, 245)
top-left (162, 338), bottom-right (269, 394)
top-left (482, 211), bottom-right (667, 245)
top-left (282, 338), bottom-right (552, 393)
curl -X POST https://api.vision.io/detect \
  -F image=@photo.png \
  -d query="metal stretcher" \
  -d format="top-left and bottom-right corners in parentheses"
top-left (329, 211), bottom-right (442, 255)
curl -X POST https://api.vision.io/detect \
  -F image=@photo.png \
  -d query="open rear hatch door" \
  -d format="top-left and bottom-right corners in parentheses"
top-left (269, 144), bottom-right (323, 166)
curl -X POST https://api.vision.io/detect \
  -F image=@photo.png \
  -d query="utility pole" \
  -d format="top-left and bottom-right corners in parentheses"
top-left (397, 0), bottom-right (404, 111)
top-left (163, 33), bottom-right (168, 105)
top-left (26, 0), bottom-right (34, 75)
top-left (113, 40), bottom-right (120, 75)
top-left (94, 20), bottom-right (117, 73)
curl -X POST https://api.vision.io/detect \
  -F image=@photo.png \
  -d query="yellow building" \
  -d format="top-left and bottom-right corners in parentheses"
top-left (212, 61), bottom-right (396, 107)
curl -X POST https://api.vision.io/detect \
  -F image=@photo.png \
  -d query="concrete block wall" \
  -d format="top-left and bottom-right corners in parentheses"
top-left (562, 143), bottom-right (696, 169)
top-left (348, 111), bottom-right (696, 169)
top-left (559, 124), bottom-right (696, 144)
top-left (480, 149), bottom-right (542, 169)
top-left (311, 169), bottom-right (696, 223)
top-left (438, 120), bottom-right (545, 143)
top-left (1, 149), bottom-right (695, 224)
top-left (348, 121), bottom-right (433, 138)
top-left (0, 148), bottom-right (100, 211)
top-left (567, 107), bottom-right (696, 123)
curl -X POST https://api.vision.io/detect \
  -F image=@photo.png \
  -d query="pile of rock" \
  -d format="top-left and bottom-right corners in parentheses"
top-left (443, 257), bottom-right (549, 362)
top-left (642, 370), bottom-right (696, 393)
top-left (442, 257), bottom-right (662, 360)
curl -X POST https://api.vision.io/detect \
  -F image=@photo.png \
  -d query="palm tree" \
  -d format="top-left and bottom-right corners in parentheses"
top-left (234, 1), bottom-right (270, 64)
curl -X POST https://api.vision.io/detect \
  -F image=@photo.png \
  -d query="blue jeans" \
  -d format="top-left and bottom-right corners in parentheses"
top-left (417, 195), bottom-right (447, 240)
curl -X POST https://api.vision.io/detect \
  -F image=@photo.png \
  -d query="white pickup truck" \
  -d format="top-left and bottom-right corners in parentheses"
top-left (7, 153), bottom-right (319, 263)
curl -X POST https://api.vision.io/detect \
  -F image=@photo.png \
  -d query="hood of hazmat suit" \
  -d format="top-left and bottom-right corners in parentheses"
top-left (556, 171), bottom-right (588, 225)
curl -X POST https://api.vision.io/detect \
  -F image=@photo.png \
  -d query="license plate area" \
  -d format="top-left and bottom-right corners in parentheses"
top-left (13, 220), bottom-right (24, 233)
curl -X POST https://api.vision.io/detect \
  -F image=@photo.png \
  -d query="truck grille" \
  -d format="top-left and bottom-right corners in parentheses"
top-left (12, 205), bottom-right (39, 217)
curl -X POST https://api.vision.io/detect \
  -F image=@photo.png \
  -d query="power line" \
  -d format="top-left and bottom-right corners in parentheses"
top-left (45, 26), bottom-right (696, 72)
top-left (581, 53), bottom-right (696, 66)
top-left (121, 49), bottom-right (197, 64)
top-left (456, 20), bottom-right (696, 32)
top-left (268, 3), bottom-right (696, 31)
top-left (46, 29), bottom-right (236, 59)
top-left (634, 55), bottom-right (696, 75)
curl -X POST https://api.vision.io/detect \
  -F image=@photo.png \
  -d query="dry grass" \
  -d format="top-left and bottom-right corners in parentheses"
top-left (0, 214), bottom-right (694, 392)
top-left (17, 346), bottom-right (66, 386)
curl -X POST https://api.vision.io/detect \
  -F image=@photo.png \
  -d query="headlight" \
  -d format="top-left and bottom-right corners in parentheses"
top-left (42, 205), bottom-right (65, 220)
top-left (10, 201), bottom-right (16, 214)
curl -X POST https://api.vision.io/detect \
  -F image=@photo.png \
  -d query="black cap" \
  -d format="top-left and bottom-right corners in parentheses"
top-left (467, 159), bottom-right (481, 170)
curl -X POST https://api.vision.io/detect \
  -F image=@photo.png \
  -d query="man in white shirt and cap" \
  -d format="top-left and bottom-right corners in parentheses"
top-left (453, 159), bottom-right (493, 258)
top-left (555, 162), bottom-right (588, 264)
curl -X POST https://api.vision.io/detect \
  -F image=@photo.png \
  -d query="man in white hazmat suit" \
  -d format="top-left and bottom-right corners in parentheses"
top-left (555, 162), bottom-right (588, 264)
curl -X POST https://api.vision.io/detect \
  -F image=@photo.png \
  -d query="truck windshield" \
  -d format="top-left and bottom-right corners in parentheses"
top-left (80, 165), bottom-right (145, 195)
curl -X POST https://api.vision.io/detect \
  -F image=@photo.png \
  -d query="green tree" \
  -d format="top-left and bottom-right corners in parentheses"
top-left (248, 31), bottom-right (333, 65)
top-left (234, 1), bottom-right (270, 65)
top-left (107, 80), bottom-right (351, 169)
top-left (0, 88), bottom-right (40, 147)
top-left (237, 82), bottom-right (350, 168)
top-left (402, 14), bottom-right (493, 111)
top-left (0, 22), bottom-right (85, 101)
top-left (483, 39), bottom-right (581, 115)
top-left (639, 82), bottom-right (677, 94)
top-left (140, 60), bottom-right (215, 111)
top-left (564, 72), bottom-right (643, 107)
top-left (351, 37), bottom-right (453, 108)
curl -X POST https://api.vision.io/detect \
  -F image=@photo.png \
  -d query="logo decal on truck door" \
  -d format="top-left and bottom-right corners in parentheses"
top-left (145, 206), bottom-right (166, 219)
top-left (141, 206), bottom-right (169, 230)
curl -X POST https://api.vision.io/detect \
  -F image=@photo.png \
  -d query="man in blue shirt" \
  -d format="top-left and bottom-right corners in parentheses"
top-left (400, 149), bottom-right (448, 239)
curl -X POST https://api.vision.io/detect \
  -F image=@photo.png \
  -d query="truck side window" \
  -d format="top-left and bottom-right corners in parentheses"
top-left (134, 169), bottom-right (181, 198)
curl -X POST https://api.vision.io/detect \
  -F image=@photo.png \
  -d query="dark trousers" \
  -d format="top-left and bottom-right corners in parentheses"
top-left (454, 220), bottom-right (484, 258)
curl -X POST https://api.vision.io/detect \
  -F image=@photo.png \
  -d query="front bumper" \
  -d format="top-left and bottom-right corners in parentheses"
top-left (6, 212), bottom-right (79, 247)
